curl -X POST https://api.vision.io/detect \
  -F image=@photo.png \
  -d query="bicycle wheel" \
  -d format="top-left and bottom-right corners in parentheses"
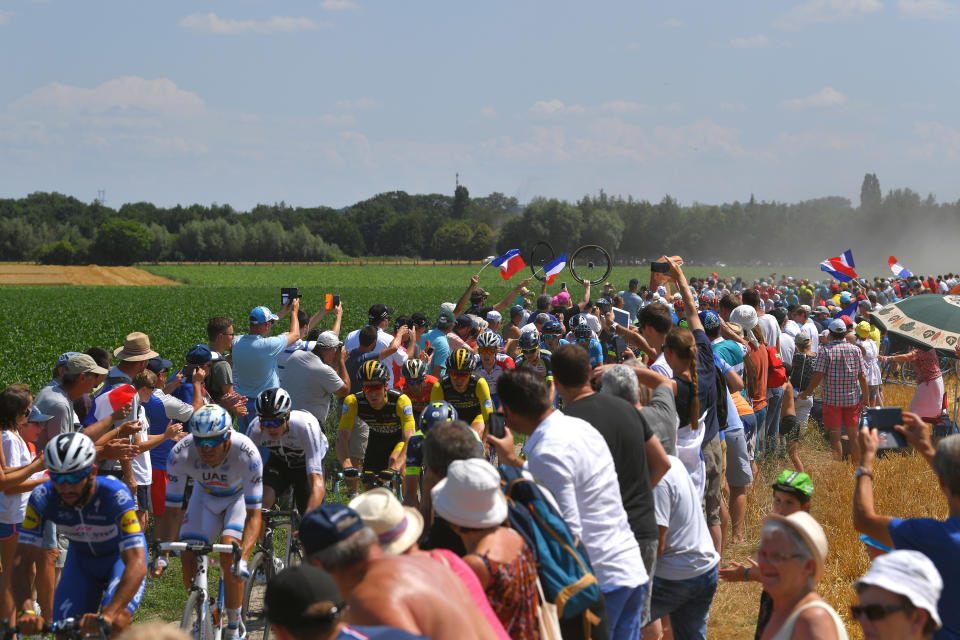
top-left (242, 552), bottom-right (270, 640)
top-left (570, 244), bottom-right (612, 285)
top-left (181, 590), bottom-right (215, 640)
top-left (527, 241), bottom-right (555, 282)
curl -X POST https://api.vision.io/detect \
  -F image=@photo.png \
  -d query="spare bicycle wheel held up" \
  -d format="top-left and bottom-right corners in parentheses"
top-left (570, 244), bottom-right (612, 285)
top-left (527, 241), bottom-right (556, 282)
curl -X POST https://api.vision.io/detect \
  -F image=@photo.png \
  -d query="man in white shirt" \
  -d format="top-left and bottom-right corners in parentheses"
top-left (489, 369), bottom-right (648, 640)
top-left (344, 303), bottom-right (394, 353)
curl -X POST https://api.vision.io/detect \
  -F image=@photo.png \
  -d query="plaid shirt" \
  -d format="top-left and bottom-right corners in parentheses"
top-left (814, 340), bottom-right (864, 407)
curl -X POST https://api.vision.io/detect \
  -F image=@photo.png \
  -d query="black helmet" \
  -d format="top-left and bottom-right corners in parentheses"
top-left (359, 360), bottom-right (390, 384)
top-left (256, 387), bottom-right (292, 420)
top-left (402, 358), bottom-right (427, 382)
top-left (447, 348), bottom-right (477, 373)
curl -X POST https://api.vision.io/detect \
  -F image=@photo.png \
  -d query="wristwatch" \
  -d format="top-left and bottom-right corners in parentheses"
top-left (855, 466), bottom-right (874, 480)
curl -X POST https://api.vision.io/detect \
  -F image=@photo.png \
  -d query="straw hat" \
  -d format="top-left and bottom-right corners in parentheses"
top-left (431, 458), bottom-right (508, 529)
top-left (348, 489), bottom-right (423, 555)
top-left (764, 511), bottom-right (828, 582)
top-left (113, 332), bottom-right (159, 362)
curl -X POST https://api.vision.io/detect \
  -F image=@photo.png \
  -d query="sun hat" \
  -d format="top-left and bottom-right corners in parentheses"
top-left (729, 305), bottom-right (758, 333)
top-left (698, 310), bottom-right (720, 330)
top-left (63, 353), bottom-right (109, 376)
top-left (298, 504), bottom-right (366, 557)
top-left (764, 511), bottom-right (828, 582)
top-left (855, 321), bottom-right (873, 339)
top-left (249, 306), bottom-right (279, 325)
top-left (348, 488), bottom-right (424, 555)
top-left (113, 332), bottom-right (159, 362)
top-left (265, 564), bottom-right (343, 628)
top-left (854, 550), bottom-right (943, 629)
top-left (431, 458), bottom-right (508, 529)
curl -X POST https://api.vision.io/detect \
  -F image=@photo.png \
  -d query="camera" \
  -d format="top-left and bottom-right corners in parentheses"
top-left (281, 287), bottom-right (301, 306)
top-left (650, 262), bottom-right (670, 274)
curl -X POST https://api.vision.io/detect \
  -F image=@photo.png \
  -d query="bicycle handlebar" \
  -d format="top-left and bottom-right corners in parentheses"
top-left (159, 541), bottom-right (237, 554)
top-left (2, 616), bottom-right (112, 640)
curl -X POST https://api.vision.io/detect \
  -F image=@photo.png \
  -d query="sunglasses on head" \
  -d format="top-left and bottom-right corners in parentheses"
top-left (261, 418), bottom-right (286, 429)
top-left (195, 433), bottom-right (229, 449)
top-left (850, 604), bottom-right (909, 621)
top-left (50, 468), bottom-right (91, 485)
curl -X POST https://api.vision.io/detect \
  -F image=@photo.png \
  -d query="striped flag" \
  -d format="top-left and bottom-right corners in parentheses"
top-left (888, 255), bottom-right (913, 279)
top-left (819, 249), bottom-right (857, 283)
top-left (89, 384), bottom-right (138, 424)
top-left (543, 254), bottom-right (567, 284)
top-left (491, 249), bottom-right (526, 280)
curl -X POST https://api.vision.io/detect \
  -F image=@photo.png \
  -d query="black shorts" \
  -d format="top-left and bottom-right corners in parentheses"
top-left (136, 485), bottom-right (152, 513)
top-left (263, 459), bottom-right (310, 514)
top-left (363, 431), bottom-right (402, 475)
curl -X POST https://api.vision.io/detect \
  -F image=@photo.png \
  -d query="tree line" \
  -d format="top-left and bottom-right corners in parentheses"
top-left (1, 175), bottom-right (957, 266)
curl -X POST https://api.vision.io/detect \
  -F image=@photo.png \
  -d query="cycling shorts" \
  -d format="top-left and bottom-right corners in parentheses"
top-left (55, 551), bottom-right (146, 619)
top-left (263, 459), bottom-right (310, 514)
top-left (181, 492), bottom-right (247, 544)
top-left (363, 431), bottom-right (404, 475)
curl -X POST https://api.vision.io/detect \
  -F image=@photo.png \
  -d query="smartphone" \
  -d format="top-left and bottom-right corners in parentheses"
top-left (182, 365), bottom-right (197, 380)
top-left (560, 281), bottom-right (567, 289)
top-left (866, 407), bottom-right (908, 449)
top-left (332, 294), bottom-right (340, 308)
top-left (612, 335), bottom-right (626, 362)
top-left (488, 412), bottom-right (507, 439)
top-left (281, 287), bottom-right (300, 306)
top-left (650, 262), bottom-right (670, 274)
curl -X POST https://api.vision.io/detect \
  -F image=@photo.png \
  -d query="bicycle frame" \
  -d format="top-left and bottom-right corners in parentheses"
top-left (160, 542), bottom-right (239, 640)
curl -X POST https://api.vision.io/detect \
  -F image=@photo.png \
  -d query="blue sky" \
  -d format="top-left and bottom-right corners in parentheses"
top-left (1, 0), bottom-right (959, 210)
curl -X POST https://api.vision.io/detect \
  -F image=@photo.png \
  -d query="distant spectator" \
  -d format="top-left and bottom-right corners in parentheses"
top-left (282, 331), bottom-right (351, 424)
top-left (419, 309), bottom-right (455, 378)
top-left (344, 303), bottom-right (394, 353)
top-left (618, 278), bottom-right (644, 324)
top-left (205, 316), bottom-right (236, 403)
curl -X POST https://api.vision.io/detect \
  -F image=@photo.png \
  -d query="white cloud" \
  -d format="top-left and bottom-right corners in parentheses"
top-left (334, 98), bottom-right (380, 111)
top-left (0, 10), bottom-right (13, 25)
top-left (11, 77), bottom-right (205, 116)
top-left (626, 42), bottom-right (644, 51)
top-left (913, 121), bottom-right (960, 159)
top-left (320, 0), bottom-right (359, 9)
top-left (179, 13), bottom-right (322, 35)
top-left (776, 0), bottom-right (882, 30)
top-left (898, 0), bottom-right (958, 18)
top-left (600, 101), bottom-right (650, 114)
top-left (317, 114), bottom-right (356, 127)
top-left (781, 87), bottom-right (847, 109)
top-left (719, 102), bottom-right (747, 112)
top-left (480, 106), bottom-right (497, 119)
top-left (529, 99), bottom-right (585, 117)
top-left (663, 17), bottom-right (685, 28)
top-left (730, 34), bottom-right (771, 48)
top-left (775, 130), bottom-right (870, 152)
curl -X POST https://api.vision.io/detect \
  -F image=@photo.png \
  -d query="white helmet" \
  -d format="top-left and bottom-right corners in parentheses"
top-left (45, 432), bottom-right (96, 474)
top-left (188, 404), bottom-right (232, 438)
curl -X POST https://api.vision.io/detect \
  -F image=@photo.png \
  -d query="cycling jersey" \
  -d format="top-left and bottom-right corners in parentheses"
top-left (339, 390), bottom-right (415, 472)
top-left (19, 475), bottom-right (147, 618)
top-left (512, 351), bottom-right (554, 382)
top-left (165, 432), bottom-right (264, 507)
top-left (248, 410), bottom-right (328, 476)
top-left (430, 375), bottom-right (494, 426)
top-left (476, 354), bottom-right (514, 400)
top-left (398, 374), bottom-right (440, 417)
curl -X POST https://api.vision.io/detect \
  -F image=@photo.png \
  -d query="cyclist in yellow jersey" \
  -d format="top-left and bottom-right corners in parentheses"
top-left (430, 348), bottom-right (493, 438)
top-left (337, 360), bottom-right (415, 485)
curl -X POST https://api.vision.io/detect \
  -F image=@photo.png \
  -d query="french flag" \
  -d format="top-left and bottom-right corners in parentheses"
top-left (888, 255), bottom-right (913, 279)
top-left (543, 254), bottom-right (567, 284)
top-left (819, 249), bottom-right (857, 283)
top-left (491, 249), bottom-right (526, 280)
top-left (90, 384), bottom-right (139, 423)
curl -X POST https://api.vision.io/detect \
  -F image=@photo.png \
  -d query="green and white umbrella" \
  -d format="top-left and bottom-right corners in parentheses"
top-left (871, 294), bottom-right (960, 357)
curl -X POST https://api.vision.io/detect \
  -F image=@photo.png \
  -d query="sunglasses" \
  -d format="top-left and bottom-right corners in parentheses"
top-left (195, 434), bottom-right (229, 449)
top-left (406, 378), bottom-right (426, 385)
top-left (451, 372), bottom-right (470, 378)
top-left (521, 347), bottom-right (539, 353)
top-left (361, 384), bottom-right (385, 392)
top-left (850, 604), bottom-right (909, 621)
top-left (479, 347), bottom-right (497, 355)
top-left (261, 418), bottom-right (286, 429)
top-left (50, 468), bottom-right (91, 485)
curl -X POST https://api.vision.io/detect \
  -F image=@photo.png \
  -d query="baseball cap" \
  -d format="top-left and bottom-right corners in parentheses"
top-left (299, 504), bottom-right (365, 557)
top-left (436, 309), bottom-right (456, 329)
top-left (265, 564), bottom-right (343, 629)
top-left (698, 310), bottom-right (721, 330)
top-left (486, 310), bottom-right (501, 322)
top-left (455, 314), bottom-right (474, 330)
top-left (367, 304), bottom-right (393, 324)
top-left (813, 305), bottom-right (829, 315)
top-left (729, 305), bottom-right (758, 332)
top-left (596, 297), bottom-right (612, 307)
top-left (854, 550), bottom-right (943, 629)
top-left (186, 344), bottom-right (213, 365)
top-left (551, 291), bottom-right (571, 307)
top-left (63, 353), bottom-right (108, 377)
top-left (470, 287), bottom-right (488, 303)
top-left (855, 321), bottom-right (873, 339)
top-left (828, 318), bottom-right (847, 333)
top-left (411, 312), bottom-right (428, 328)
top-left (28, 406), bottom-right (54, 422)
top-left (348, 488), bottom-right (424, 555)
top-left (146, 356), bottom-right (174, 374)
top-left (794, 332), bottom-right (811, 346)
top-left (509, 304), bottom-right (525, 319)
top-left (315, 331), bottom-right (342, 349)
top-left (57, 351), bottom-right (81, 368)
top-left (250, 306), bottom-right (279, 324)
top-left (772, 470), bottom-right (814, 497)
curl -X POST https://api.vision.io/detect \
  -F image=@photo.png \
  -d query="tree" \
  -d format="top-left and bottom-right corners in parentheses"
top-left (860, 173), bottom-right (881, 211)
top-left (452, 185), bottom-right (470, 219)
top-left (467, 223), bottom-right (494, 258)
top-left (145, 223), bottom-right (173, 262)
top-left (36, 239), bottom-right (76, 265)
top-left (430, 221), bottom-right (473, 259)
top-left (91, 219), bottom-right (150, 266)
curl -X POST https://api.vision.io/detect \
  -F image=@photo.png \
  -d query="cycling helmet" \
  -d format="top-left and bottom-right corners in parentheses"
top-left (447, 348), bottom-right (477, 373)
top-left (568, 313), bottom-right (585, 329)
top-left (359, 359), bottom-right (389, 384)
top-left (402, 358), bottom-right (427, 382)
top-left (573, 324), bottom-right (592, 341)
top-left (476, 331), bottom-right (500, 350)
top-left (45, 432), bottom-right (96, 474)
top-left (188, 404), bottom-right (232, 439)
top-left (256, 387), bottom-right (292, 420)
top-left (518, 329), bottom-right (540, 350)
top-left (542, 320), bottom-right (563, 336)
top-left (772, 470), bottom-right (814, 498)
top-left (420, 401), bottom-right (458, 434)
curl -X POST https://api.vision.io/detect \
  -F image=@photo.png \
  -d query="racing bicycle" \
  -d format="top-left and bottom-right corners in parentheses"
top-left (1, 617), bottom-right (112, 640)
top-left (159, 541), bottom-right (243, 640)
top-left (242, 507), bottom-right (303, 640)
top-left (332, 467), bottom-right (403, 503)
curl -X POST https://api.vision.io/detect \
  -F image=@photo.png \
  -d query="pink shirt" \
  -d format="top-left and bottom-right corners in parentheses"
top-left (429, 549), bottom-right (511, 640)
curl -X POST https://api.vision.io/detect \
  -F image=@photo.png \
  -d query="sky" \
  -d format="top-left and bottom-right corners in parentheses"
top-left (1, 0), bottom-right (959, 211)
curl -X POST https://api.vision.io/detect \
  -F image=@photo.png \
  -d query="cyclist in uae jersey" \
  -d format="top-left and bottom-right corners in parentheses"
top-left (397, 359), bottom-right (439, 423)
top-left (153, 405), bottom-right (263, 640)
top-left (512, 330), bottom-right (554, 382)
top-left (15, 433), bottom-right (147, 637)
top-left (475, 331), bottom-right (514, 409)
top-left (338, 360), bottom-right (415, 478)
top-left (249, 388), bottom-right (329, 514)
top-left (430, 349), bottom-right (494, 436)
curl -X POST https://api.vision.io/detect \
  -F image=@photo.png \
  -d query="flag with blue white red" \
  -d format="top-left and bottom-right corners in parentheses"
top-left (819, 249), bottom-right (857, 283)
top-left (491, 249), bottom-right (526, 280)
top-left (888, 255), bottom-right (913, 279)
top-left (543, 254), bottom-right (567, 284)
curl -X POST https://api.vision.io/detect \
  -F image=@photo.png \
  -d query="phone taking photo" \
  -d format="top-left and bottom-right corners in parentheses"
top-left (650, 262), bottom-right (670, 274)
top-left (488, 412), bottom-right (507, 439)
top-left (865, 407), bottom-right (908, 449)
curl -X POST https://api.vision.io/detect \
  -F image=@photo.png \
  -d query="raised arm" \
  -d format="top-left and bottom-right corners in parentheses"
top-left (665, 256), bottom-right (701, 332)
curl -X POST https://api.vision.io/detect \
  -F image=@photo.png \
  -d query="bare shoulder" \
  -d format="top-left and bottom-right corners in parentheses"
top-left (792, 602), bottom-right (840, 640)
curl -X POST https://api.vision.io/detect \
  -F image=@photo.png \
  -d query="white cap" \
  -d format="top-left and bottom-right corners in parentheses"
top-left (729, 305), bottom-right (758, 332)
top-left (855, 550), bottom-right (942, 629)
top-left (440, 302), bottom-right (456, 313)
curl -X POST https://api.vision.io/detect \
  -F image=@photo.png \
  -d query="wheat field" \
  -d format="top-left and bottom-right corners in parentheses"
top-left (707, 376), bottom-right (957, 640)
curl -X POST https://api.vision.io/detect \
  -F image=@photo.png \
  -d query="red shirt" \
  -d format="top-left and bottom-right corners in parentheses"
top-left (399, 374), bottom-right (439, 415)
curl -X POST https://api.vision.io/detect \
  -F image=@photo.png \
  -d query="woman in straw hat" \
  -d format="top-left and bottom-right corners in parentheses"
top-left (757, 511), bottom-right (847, 640)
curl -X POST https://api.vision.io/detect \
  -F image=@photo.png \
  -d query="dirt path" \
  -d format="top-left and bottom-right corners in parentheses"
top-left (0, 264), bottom-right (180, 286)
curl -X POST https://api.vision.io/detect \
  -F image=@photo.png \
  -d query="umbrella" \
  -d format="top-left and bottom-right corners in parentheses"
top-left (871, 294), bottom-right (960, 357)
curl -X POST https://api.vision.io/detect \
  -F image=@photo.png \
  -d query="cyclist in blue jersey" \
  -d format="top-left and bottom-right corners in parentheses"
top-left (540, 319), bottom-right (568, 354)
top-left (572, 324), bottom-right (604, 369)
top-left (14, 433), bottom-right (147, 637)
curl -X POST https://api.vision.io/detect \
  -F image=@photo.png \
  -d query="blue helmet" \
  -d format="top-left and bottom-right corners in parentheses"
top-left (519, 329), bottom-right (540, 350)
top-left (573, 324), bottom-right (592, 341)
top-left (542, 320), bottom-right (563, 336)
top-left (420, 401), bottom-right (458, 434)
top-left (188, 404), bottom-right (232, 439)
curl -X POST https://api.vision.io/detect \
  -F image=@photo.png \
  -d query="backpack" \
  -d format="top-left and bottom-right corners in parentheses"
top-left (766, 346), bottom-right (788, 388)
top-left (499, 466), bottom-right (602, 620)
top-left (932, 414), bottom-right (960, 439)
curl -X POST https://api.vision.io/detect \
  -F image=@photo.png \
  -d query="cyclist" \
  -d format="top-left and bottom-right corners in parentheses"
top-left (153, 404), bottom-right (263, 640)
top-left (397, 358), bottom-right (438, 422)
top-left (512, 329), bottom-right (553, 383)
top-left (572, 323), bottom-right (604, 369)
top-left (402, 401), bottom-right (458, 509)
top-left (540, 319), bottom-right (568, 354)
top-left (337, 360), bottom-right (415, 491)
top-left (430, 348), bottom-right (493, 438)
top-left (248, 388), bottom-right (328, 515)
top-left (475, 331), bottom-right (514, 410)
top-left (14, 433), bottom-right (147, 638)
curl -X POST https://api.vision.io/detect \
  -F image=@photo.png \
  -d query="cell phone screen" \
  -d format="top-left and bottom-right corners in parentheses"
top-left (866, 407), bottom-right (902, 429)
top-left (651, 262), bottom-right (670, 273)
top-left (488, 413), bottom-right (507, 439)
